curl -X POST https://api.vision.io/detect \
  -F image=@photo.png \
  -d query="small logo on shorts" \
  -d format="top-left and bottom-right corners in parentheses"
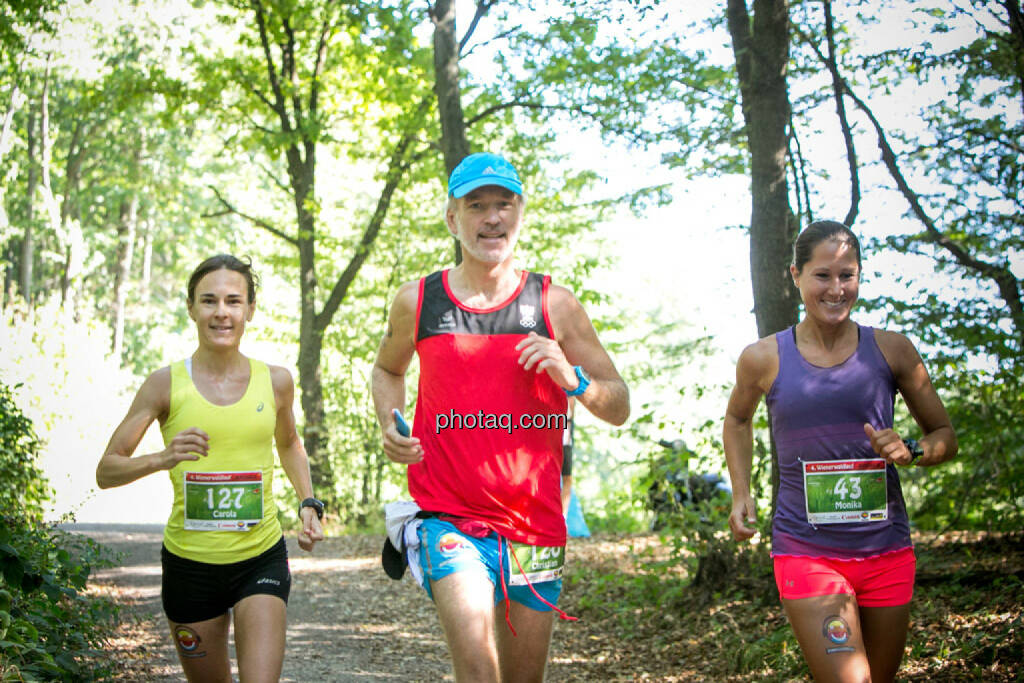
top-left (257, 402), bottom-right (265, 412)
top-left (823, 616), bottom-right (850, 644)
top-left (437, 532), bottom-right (469, 555)
top-left (256, 577), bottom-right (281, 586)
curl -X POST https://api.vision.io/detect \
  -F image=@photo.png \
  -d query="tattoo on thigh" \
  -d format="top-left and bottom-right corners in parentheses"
top-left (173, 625), bottom-right (207, 659)
top-left (822, 615), bottom-right (855, 654)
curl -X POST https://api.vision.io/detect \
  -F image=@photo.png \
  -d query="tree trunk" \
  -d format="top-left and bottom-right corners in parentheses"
top-left (21, 103), bottom-right (36, 304)
top-left (431, 0), bottom-right (472, 265)
top-left (2, 243), bottom-right (15, 309)
top-left (36, 61), bottom-right (62, 304)
top-left (112, 195), bottom-right (137, 361)
top-left (139, 216), bottom-right (153, 302)
top-left (59, 120), bottom-right (86, 308)
top-left (726, 0), bottom-right (800, 339)
top-left (0, 81), bottom-right (25, 255)
top-left (294, 175), bottom-right (333, 501)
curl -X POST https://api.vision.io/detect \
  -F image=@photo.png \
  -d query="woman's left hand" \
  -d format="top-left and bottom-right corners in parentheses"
top-left (864, 423), bottom-right (913, 465)
top-left (298, 507), bottom-right (325, 552)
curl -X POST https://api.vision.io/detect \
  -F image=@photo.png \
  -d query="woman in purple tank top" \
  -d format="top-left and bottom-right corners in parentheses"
top-left (723, 222), bottom-right (957, 682)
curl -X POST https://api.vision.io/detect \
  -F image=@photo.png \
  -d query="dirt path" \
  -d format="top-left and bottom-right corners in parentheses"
top-left (79, 526), bottom-right (1024, 682)
top-left (79, 525), bottom-right (453, 681)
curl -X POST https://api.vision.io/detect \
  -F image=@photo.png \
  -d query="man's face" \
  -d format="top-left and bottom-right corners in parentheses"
top-left (446, 186), bottom-right (523, 266)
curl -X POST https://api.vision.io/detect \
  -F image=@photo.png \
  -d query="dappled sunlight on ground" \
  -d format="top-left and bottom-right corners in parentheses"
top-left (74, 526), bottom-right (1023, 681)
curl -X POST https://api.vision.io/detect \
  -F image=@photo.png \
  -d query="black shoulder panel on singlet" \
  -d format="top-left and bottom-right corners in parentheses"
top-left (417, 271), bottom-right (552, 341)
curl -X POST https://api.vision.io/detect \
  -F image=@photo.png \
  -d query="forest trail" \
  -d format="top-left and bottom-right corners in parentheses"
top-left (79, 526), bottom-right (1024, 681)
top-left (80, 526), bottom-right (450, 681)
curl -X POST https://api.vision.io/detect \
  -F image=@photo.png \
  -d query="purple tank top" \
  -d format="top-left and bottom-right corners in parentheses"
top-left (767, 325), bottom-right (912, 559)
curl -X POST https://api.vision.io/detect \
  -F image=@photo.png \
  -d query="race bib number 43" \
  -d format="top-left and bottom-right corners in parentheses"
top-left (803, 459), bottom-right (888, 524)
top-left (507, 542), bottom-right (565, 586)
top-left (184, 471), bottom-right (263, 531)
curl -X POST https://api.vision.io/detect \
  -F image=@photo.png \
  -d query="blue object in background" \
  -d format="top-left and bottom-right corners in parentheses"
top-left (565, 489), bottom-right (590, 538)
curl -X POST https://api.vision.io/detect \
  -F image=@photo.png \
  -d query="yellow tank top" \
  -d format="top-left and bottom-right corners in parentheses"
top-left (161, 358), bottom-right (282, 564)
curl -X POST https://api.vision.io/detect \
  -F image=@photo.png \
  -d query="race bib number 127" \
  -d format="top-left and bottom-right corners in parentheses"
top-left (803, 459), bottom-right (888, 524)
top-left (183, 471), bottom-right (263, 531)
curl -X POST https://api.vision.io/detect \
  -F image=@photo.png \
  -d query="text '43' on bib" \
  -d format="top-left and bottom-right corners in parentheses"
top-left (803, 459), bottom-right (888, 525)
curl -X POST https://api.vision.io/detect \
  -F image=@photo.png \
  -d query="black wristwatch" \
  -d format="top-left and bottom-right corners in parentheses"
top-left (300, 497), bottom-right (325, 520)
top-left (902, 439), bottom-right (924, 465)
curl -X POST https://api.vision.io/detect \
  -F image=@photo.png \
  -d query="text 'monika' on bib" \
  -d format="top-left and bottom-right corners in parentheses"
top-left (184, 471), bottom-right (263, 531)
top-left (803, 459), bottom-right (888, 525)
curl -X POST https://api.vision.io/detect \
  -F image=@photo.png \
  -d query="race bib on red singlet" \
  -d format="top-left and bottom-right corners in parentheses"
top-left (803, 459), bottom-right (888, 524)
top-left (183, 471), bottom-right (263, 531)
top-left (507, 542), bottom-right (565, 586)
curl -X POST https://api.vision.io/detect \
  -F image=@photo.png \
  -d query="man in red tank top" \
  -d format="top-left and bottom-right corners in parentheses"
top-left (372, 153), bottom-right (629, 682)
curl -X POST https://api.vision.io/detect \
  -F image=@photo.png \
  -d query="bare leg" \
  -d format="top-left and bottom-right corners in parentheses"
top-left (494, 600), bottom-right (555, 683)
top-left (860, 604), bottom-right (911, 683)
top-left (233, 594), bottom-right (287, 683)
top-left (431, 571), bottom-right (501, 682)
top-left (168, 613), bottom-right (232, 683)
top-left (782, 594), bottom-right (871, 683)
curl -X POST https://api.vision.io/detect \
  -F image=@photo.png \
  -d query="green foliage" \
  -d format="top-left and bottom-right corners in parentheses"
top-left (0, 0), bottom-right (61, 65)
top-left (0, 381), bottom-right (120, 681)
top-left (0, 381), bottom-right (48, 521)
top-left (636, 429), bottom-right (774, 600)
top-left (0, 519), bottom-right (120, 681)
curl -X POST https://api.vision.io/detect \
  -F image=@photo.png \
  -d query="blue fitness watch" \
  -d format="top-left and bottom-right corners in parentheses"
top-left (565, 366), bottom-right (591, 397)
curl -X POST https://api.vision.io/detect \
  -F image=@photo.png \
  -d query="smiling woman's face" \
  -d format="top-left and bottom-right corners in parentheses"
top-left (790, 238), bottom-right (861, 327)
top-left (188, 268), bottom-right (255, 350)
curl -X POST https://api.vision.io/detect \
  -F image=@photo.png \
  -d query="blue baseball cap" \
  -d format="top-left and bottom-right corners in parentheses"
top-left (447, 153), bottom-right (523, 198)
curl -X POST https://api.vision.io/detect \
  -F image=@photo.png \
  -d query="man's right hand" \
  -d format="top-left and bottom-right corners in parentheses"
top-left (728, 495), bottom-right (758, 542)
top-left (382, 422), bottom-right (424, 464)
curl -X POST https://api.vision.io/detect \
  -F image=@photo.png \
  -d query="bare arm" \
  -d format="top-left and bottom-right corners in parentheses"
top-left (866, 330), bottom-right (958, 467)
top-left (96, 367), bottom-right (209, 489)
top-left (370, 280), bottom-right (423, 464)
top-left (270, 365), bottom-right (323, 551)
top-left (517, 284), bottom-right (629, 426)
top-left (723, 337), bottom-right (777, 542)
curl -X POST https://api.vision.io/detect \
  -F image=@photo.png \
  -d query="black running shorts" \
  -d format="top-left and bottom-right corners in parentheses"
top-left (161, 535), bottom-right (291, 624)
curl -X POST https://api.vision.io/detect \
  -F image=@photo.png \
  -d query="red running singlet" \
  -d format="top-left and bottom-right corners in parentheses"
top-left (409, 270), bottom-right (568, 547)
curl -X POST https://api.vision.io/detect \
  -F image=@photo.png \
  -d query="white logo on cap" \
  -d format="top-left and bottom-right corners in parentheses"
top-left (483, 166), bottom-right (496, 174)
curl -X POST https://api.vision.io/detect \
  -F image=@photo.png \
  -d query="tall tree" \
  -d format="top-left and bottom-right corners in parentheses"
top-left (200, 0), bottom-right (433, 505)
top-left (726, 0), bottom-right (799, 339)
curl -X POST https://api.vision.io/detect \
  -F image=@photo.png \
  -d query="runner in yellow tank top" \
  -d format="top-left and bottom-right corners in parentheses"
top-left (97, 255), bottom-right (324, 683)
